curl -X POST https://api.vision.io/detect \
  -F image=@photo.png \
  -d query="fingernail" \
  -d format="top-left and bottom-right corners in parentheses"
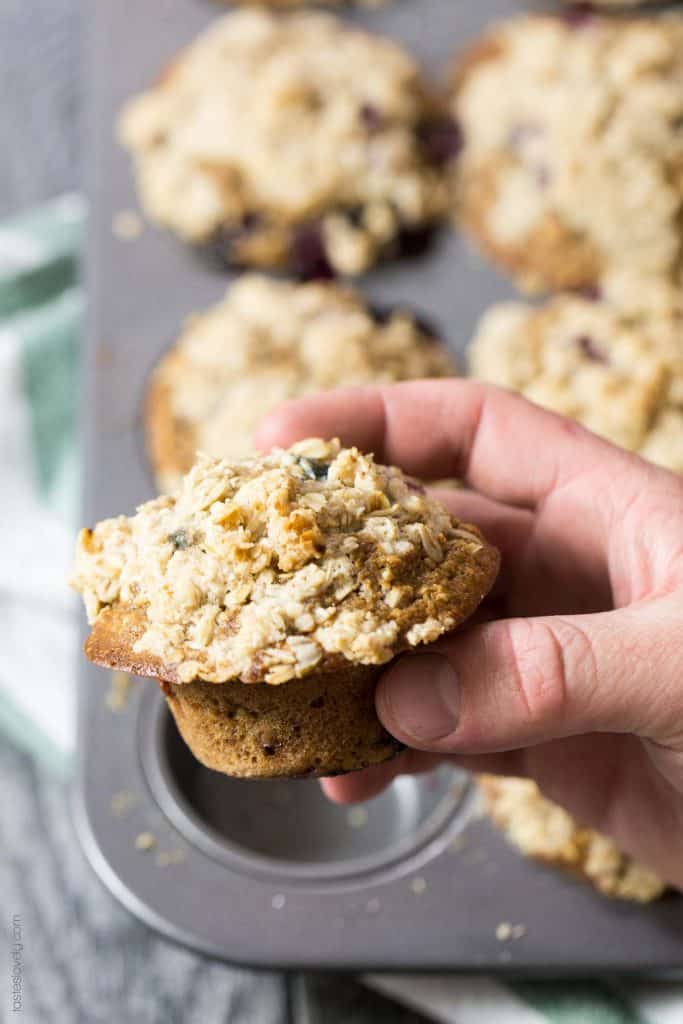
top-left (378, 653), bottom-right (460, 742)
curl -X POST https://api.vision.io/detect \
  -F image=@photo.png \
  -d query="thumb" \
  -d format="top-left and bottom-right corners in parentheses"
top-left (376, 605), bottom-right (682, 755)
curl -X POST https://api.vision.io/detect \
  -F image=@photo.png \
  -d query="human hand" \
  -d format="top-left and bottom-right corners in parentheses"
top-left (256, 380), bottom-right (683, 890)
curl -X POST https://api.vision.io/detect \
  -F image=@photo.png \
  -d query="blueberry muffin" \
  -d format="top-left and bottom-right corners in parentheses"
top-left (146, 275), bottom-right (456, 492)
top-left (468, 295), bottom-right (683, 474)
top-left (71, 440), bottom-right (499, 778)
top-left (118, 11), bottom-right (456, 277)
top-left (449, 14), bottom-right (683, 316)
top-left (480, 776), bottom-right (665, 903)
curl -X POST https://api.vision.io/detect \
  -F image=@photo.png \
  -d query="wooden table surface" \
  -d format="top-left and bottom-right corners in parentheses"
top-left (0, 2), bottom-right (428, 1020)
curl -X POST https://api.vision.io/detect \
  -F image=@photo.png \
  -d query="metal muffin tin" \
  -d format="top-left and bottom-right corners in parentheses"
top-left (75, 0), bottom-right (683, 972)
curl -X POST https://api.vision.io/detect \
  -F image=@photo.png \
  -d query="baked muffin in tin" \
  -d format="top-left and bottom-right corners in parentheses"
top-left (119, 11), bottom-right (457, 277)
top-left (146, 275), bottom-right (456, 492)
top-left (449, 14), bottom-right (683, 316)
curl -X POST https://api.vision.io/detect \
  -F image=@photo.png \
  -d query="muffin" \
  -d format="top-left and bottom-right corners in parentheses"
top-left (118, 10), bottom-right (456, 277)
top-left (146, 275), bottom-right (457, 492)
top-left (71, 440), bottom-right (499, 778)
top-left (449, 14), bottom-right (683, 316)
top-left (468, 295), bottom-right (683, 474)
top-left (480, 776), bottom-right (665, 903)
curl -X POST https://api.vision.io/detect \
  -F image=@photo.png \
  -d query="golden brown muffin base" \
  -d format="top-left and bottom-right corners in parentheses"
top-left (160, 667), bottom-right (403, 779)
top-left (86, 604), bottom-right (403, 777)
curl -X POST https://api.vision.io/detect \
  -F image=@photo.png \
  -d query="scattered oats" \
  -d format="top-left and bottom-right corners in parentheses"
top-left (448, 834), bottom-right (468, 854)
top-left (112, 209), bottom-right (143, 241)
top-left (156, 848), bottom-right (187, 867)
top-left (271, 893), bottom-right (287, 910)
top-left (110, 789), bottom-right (139, 817)
top-left (410, 877), bottom-right (427, 895)
top-left (496, 921), bottom-right (526, 942)
top-left (347, 806), bottom-right (369, 829)
top-left (135, 831), bottom-right (157, 852)
top-left (105, 671), bottom-right (133, 712)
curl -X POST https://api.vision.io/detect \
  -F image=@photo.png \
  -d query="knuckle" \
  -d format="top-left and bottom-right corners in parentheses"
top-left (506, 618), bottom-right (595, 733)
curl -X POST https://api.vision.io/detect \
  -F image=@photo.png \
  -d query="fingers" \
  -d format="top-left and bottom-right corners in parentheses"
top-left (321, 749), bottom-right (526, 805)
top-left (321, 750), bottom-right (443, 804)
top-left (375, 601), bottom-right (683, 756)
top-left (256, 379), bottom-right (643, 512)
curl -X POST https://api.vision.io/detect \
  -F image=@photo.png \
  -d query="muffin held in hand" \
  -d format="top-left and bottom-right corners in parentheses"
top-left (479, 776), bottom-right (665, 903)
top-left (71, 440), bottom-right (499, 778)
top-left (146, 274), bottom-right (456, 493)
top-left (118, 10), bottom-right (455, 277)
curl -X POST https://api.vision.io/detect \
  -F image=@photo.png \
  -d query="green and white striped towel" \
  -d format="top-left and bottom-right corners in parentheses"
top-left (2, 195), bottom-right (681, 1024)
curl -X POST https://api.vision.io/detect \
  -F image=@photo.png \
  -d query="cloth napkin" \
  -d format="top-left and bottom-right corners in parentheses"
top-left (2, 194), bottom-right (681, 1024)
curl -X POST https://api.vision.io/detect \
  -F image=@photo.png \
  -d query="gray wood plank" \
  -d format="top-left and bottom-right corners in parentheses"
top-left (0, 741), bottom-right (289, 1024)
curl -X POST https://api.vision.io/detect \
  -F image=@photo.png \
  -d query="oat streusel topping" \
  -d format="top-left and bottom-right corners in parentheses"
top-left (481, 777), bottom-right (665, 903)
top-left (450, 15), bottom-right (683, 315)
top-left (469, 296), bottom-right (683, 474)
top-left (147, 275), bottom-right (456, 492)
top-left (118, 11), bottom-right (451, 276)
top-left (71, 440), bottom-right (498, 686)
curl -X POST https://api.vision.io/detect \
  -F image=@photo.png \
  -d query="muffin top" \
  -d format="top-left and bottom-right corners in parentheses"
top-left (469, 296), bottom-right (683, 474)
top-left (147, 275), bottom-right (456, 491)
top-left (450, 14), bottom-right (683, 315)
top-left (72, 440), bottom-right (499, 686)
top-left (118, 10), bottom-right (452, 275)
